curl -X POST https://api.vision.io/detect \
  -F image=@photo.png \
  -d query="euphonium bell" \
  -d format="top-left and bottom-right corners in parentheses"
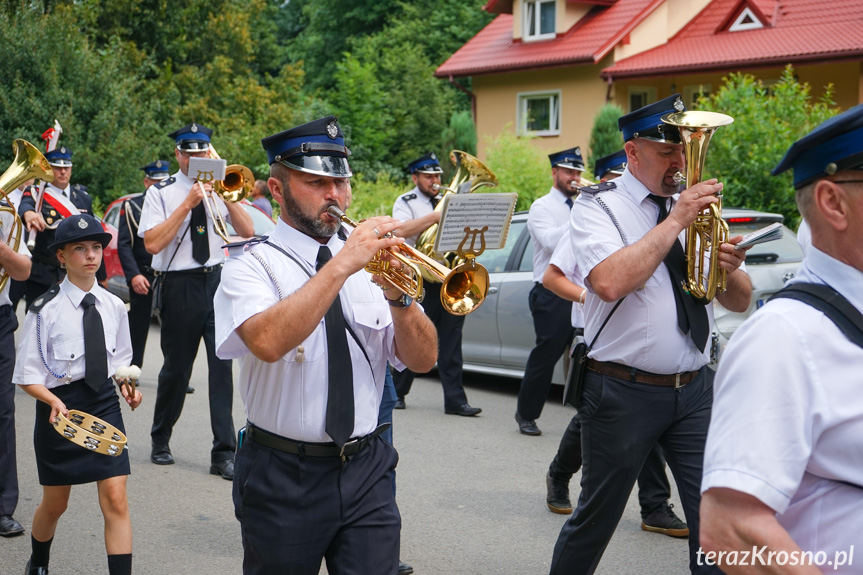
top-left (0, 139), bottom-right (54, 292)
top-left (661, 110), bottom-right (734, 304)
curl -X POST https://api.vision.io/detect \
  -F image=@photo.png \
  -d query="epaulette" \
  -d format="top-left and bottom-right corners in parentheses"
top-left (223, 235), bottom-right (268, 258)
top-left (578, 181), bottom-right (616, 195)
top-left (155, 176), bottom-right (176, 189)
top-left (27, 284), bottom-right (61, 314)
top-left (72, 183), bottom-right (89, 195)
top-left (401, 193), bottom-right (417, 202)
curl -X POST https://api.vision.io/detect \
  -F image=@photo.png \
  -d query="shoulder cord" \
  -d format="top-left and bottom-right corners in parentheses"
top-left (122, 199), bottom-right (140, 249)
top-left (36, 313), bottom-right (67, 380)
top-left (251, 240), bottom-right (374, 374)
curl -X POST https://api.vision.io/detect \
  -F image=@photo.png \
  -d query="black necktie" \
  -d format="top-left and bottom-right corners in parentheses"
top-left (81, 293), bottom-right (108, 391)
top-left (647, 195), bottom-right (710, 352)
top-left (191, 203), bottom-right (209, 265)
top-left (316, 246), bottom-right (354, 447)
top-left (430, 195), bottom-right (440, 209)
top-left (565, 198), bottom-right (573, 209)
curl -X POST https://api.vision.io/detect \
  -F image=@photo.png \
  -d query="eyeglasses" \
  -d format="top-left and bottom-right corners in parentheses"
top-left (831, 179), bottom-right (863, 185)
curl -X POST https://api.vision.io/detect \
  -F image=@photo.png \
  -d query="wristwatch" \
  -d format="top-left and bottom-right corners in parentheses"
top-left (386, 293), bottom-right (413, 308)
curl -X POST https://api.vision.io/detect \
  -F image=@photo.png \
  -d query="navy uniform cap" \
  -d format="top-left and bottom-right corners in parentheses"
top-left (141, 159), bottom-right (171, 180)
top-left (594, 149), bottom-right (627, 179)
top-left (261, 115), bottom-right (352, 178)
top-left (408, 152), bottom-right (443, 175)
top-left (48, 213), bottom-right (112, 252)
top-left (619, 94), bottom-right (686, 143)
top-left (549, 147), bottom-right (585, 170)
top-left (168, 122), bottom-right (213, 152)
top-left (772, 103), bottom-right (863, 189)
top-left (46, 146), bottom-right (73, 167)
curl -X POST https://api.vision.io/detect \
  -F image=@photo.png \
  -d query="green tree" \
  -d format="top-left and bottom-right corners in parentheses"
top-left (442, 111), bottom-right (478, 156)
top-left (702, 67), bottom-right (839, 228)
top-left (483, 128), bottom-right (549, 212)
top-left (587, 104), bottom-right (624, 178)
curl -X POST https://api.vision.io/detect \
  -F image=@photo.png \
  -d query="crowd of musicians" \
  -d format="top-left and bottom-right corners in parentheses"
top-left (0, 93), bottom-right (861, 575)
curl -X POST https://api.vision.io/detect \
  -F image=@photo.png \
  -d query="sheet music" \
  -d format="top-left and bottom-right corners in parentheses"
top-left (188, 157), bottom-right (227, 182)
top-left (434, 193), bottom-right (517, 254)
top-left (734, 222), bottom-right (783, 249)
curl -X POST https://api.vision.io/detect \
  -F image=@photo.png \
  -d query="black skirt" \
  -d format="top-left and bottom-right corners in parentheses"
top-left (34, 378), bottom-right (131, 486)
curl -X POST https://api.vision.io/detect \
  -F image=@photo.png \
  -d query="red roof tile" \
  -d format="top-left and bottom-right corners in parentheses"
top-left (435, 0), bottom-right (664, 78)
top-left (603, 0), bottom-right (863, 79)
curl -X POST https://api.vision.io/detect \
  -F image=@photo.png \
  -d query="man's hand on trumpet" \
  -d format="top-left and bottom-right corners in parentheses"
top-left (183, 180), bottom-right (211, 211)
top-left (333, 213), bottom-right (404, 277)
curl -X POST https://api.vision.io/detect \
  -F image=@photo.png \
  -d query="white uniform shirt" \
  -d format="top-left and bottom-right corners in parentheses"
top-left (137, 170), bottom-right (231, 271)
top-left (529, 187), bottom-right (574, 283)
top-left (13, 278), bottom-right (133, 389)
top-left (214, 220), bottom-right (405, 442)
top-left (392, 187), bottom-right (439, 247)
top-left (548, 233), bottom-right (585, 329)
top-left (0, 208), bottom-right (30, 307)
top-left (571, 168), bottom-right (713, 373)
top-left (703, 247), bottom-right (863, 571)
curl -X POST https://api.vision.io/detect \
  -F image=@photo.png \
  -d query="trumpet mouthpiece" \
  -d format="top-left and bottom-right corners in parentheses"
top-left (326, 206), bottom-right (345, 219)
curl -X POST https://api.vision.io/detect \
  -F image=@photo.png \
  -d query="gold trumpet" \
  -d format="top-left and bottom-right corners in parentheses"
top-left (0, 139), bottom-right (54, 292)
top-left (327, 206), bottom-right (489, 316)
top-left (661, 110), bottom-right (734, 304)
top-left (197, 145), bottom-right (254, 243)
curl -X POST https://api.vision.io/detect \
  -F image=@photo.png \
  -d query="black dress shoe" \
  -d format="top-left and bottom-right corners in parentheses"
top-left (210, 459), bottom-right (234, 480)
top-left (25, 559), bottom-right (49, 574)
top-left (515, 411), bottom-right (541, 436)
top-left (151, 445), bottom-right (174, 465)
top-left (398, 560), bottom-right (414, 574)
top-left (0, 514), bottom-right (24, 537)
top-left (546, 472), bottom-right (572, 514)
top-left (186, 385), bottom-right (195, 394)
top-left (444, 403), bottom-right (481, 416)
top-left (394, 398), bottom-right (406, 410)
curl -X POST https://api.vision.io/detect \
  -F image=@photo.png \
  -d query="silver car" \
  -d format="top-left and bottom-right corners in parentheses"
top-left (461, 208), bottom-right (803, 383)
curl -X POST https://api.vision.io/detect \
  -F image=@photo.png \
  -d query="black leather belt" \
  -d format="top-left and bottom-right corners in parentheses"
top-left (159, 264), bottom-right (222, 275)
top-left (586, 359), bottom-right (699, 388)
top-left (247, 423), bottom-right (390, 458)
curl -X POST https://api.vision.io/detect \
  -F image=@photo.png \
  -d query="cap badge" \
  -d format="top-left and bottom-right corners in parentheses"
top-left (574, 147), bottom-right (581, 155)
top-left (191, 123), bottom-right (198, 133)
top-left (156, 161), bottom-right (163, 168)
top-left (60, 146), bottom-right (67, 154)
top-left (673, 97), bottom-right (685, 112)
top-left (326, 119), bottom-right (339, 140)
top-left (78, 218), bottom-right (88, 229)
top-left (430, 153), bottom-right (437, 160)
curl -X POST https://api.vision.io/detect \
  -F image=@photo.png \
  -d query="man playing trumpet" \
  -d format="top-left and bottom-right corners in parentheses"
top-left (214, 116), bottom-right (437, 574)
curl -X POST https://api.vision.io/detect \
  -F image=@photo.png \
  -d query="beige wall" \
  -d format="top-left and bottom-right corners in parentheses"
top-left (615, 0), bottom-right (711, 61)
top-left (472, 59), bottom-right (611, 159)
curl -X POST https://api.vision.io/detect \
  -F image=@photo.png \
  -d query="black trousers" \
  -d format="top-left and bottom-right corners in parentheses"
top-left (150, 269), bottom-right (235, 463)
top-left (126, 269), bottom-right (154, 368)
top-left (0, 305), bottom-right (18, 516)
top-left (233, 435), bottom-right (400, 575)
top-left (549, 413), bottom-right (671, 517)
top-left (550, 368), bottom-right (721, 575)
top-left (392, 282), bottom-right (469, 409)
top-left (518, 284), bottom-right (574, 420)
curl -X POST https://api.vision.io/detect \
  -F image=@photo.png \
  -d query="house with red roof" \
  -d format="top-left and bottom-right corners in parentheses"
top-left (436, 0), bottom-right (863, 160)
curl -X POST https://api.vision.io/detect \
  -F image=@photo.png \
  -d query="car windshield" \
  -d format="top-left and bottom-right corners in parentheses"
top-left (729, 223), bottom-right (802, 264)
top-left (227, 203), bottom-right (276, 237)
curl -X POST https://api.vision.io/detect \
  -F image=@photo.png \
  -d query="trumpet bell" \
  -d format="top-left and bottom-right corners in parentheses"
top-left (441, 258), bottom-right (489, 316)
top-left (214, 164), bottom-right (254, 203)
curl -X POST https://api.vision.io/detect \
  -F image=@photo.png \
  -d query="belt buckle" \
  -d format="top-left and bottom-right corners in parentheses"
top-left (674, 373), bottom-right (682, 389)
top-left (340, 437), bottom-right (361, 461)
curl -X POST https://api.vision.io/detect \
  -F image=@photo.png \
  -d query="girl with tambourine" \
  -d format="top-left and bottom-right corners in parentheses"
top-left (13, 213), bottom-right (142, 575)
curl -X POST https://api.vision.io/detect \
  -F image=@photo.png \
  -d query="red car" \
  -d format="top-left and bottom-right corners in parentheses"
top-left (100, 193), bottom-right (276, 302)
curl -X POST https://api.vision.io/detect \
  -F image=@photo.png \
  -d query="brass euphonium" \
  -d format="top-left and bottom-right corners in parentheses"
top-left (0, 139), bottom-right (54, 292)
top-left (327, 206), bottom-right (489, 316)
top-left (416, 150), bottom-right (498, 282)
top-left (661, 110), bottom-right (734, 304)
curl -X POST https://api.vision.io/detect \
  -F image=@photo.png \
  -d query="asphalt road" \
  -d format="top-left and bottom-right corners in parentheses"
top-left (2, 320), bottom-right (691, 574)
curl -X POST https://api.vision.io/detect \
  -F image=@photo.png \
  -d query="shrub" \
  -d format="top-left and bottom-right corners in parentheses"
top-left (482, 128), bottom-right (550, 212)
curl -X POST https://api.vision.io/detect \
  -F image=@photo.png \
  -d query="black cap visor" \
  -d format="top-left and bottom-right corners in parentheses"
top-left (279, 155), bottom-right (353, 178)
top-left (176, 140), bottom-right (210, 152)
top-left (49, 231), bottom-right (112, 253)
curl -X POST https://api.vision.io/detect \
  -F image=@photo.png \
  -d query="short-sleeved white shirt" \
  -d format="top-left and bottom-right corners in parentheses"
top-left (214, 220), bottom-right (405, 442)
top-left (137, 170), bottom-right (231, 271)
top-left (703, 247), bottom-right (863, 570)
top-left (14, 278), bottom-right (133, 389)
top-left (548, 233), bottom-right (585, 329)
top-left (571, 168), bottom-right (713, 373)
top-left (529, 187), bottom-right (573, 283)
top-left (392, 187), bottom-right (439, 247)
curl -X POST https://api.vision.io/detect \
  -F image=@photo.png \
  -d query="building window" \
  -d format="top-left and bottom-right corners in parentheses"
top-left (524, 0), bottom-right (556, 41)
top-left (684, 85), bottom-right (712, 107)
top-left (729, 7), bottom-right (764, 32)
top-left (518, 91), bottom-right (561, 136)
top-left (628, 87), bottom-right (657, 112)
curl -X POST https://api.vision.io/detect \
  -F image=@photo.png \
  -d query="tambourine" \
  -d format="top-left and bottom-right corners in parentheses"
top-left (52, 409), bottom-right (127, 457)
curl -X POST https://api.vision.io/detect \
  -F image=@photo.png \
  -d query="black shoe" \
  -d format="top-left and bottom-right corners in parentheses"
top-left (186, 385), bottom-right (195, 394)
top-left (515, 411), bottom-right (541, 436)
top-left (25, 559), bottom-right (49, 574)
top-left (641, 503), bottom-right (689, 538)
top-left (444, 403), bottom-right (481, 416)
top-left (394, 398), bottom-right (406, 410)
top-left (0, 515), bottom-right (24, 537)
top-left (546, 472), bottom-right (572, 514)
top-left (398, 560), bottom-right (414, 574)
top-left (210, 459), bottom-right (234, 480)
top-left (150, 445), bottom-right (174, 465)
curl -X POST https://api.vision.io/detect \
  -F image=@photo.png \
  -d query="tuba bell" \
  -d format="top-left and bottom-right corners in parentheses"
top-left (661, 110), bottom-right (734, 304)
top-left (0, 139), bottom-right (54, 292)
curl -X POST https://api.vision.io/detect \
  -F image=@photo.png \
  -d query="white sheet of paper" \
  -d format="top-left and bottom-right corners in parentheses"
top-left (734, 222), bottom-right (783, 249)
top-left (434, 193), bottom-right (518, 255)
top-left (188, 157), bottom-right (226, 182)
